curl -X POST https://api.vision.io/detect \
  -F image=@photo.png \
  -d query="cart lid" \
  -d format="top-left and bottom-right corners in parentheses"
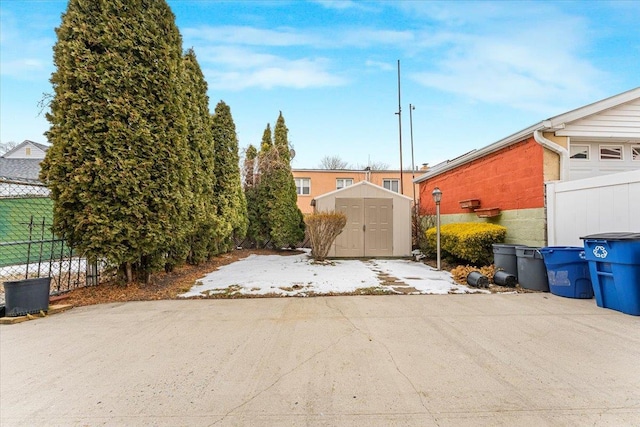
top-left (580, 232), bottom-right (640, 241)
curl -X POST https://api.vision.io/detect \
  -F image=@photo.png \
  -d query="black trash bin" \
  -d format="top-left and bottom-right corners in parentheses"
top-left (3, 277), bottom-right (51, 317)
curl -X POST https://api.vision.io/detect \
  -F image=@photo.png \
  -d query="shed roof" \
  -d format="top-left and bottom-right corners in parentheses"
top-left (313, 180), bottom-right (412, 202)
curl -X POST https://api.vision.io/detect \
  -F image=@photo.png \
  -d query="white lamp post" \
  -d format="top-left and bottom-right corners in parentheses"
top-left (432, 187), bottom-right (442, 270)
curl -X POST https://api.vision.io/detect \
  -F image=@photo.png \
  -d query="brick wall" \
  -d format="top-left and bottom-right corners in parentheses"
top-left (419, 137), bottom-right (545, 215)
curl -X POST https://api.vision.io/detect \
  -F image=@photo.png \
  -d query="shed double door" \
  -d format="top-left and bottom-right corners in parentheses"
top-left (334, 198), bottom-right (393, 257)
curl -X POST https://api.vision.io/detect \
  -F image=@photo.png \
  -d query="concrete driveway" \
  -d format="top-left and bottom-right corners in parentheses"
top-left (1, 294), bottom-right (639, 426)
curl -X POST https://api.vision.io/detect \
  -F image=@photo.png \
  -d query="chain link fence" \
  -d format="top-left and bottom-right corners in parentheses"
top-left (1, 178), bottom-right (108, 300)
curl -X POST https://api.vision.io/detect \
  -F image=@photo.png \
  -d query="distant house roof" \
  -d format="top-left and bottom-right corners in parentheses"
top-left (0, 140), bottom-right (49, 182)
top-left (292, 168), bottom-right (415, 173)
top-left (0, 158), bottom-right (44, 181)
top-left (414, 87), bottom-right (640, 183)
top-left (1, 140), bottom-right (49, 159)
top-left (28, 140), bottom-right (50, 152)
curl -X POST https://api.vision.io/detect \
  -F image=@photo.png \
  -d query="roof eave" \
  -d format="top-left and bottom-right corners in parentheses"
top-left (414, 87), bottom-right (640, 184)
top-left (543, 87), bottom-right (640, 129)
top-left (413, 122), bottom-right (543, 183)
top-left (313, 180), bottom-right (413, 202)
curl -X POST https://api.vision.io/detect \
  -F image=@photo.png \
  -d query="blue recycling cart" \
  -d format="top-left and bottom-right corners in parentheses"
top-left (581, 233), bottom-right (640, 315)
top-left (539, 247), bottom-right (593, 299)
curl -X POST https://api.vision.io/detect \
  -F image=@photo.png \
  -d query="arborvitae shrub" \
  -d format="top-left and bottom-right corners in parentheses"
top-left (41, 0), bottom-right (188, 282)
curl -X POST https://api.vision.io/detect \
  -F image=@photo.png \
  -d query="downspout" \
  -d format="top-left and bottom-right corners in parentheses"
top-left (534, 129), bottom-right (570, 247)
top-left (533, 129), bottom-right (570, 181)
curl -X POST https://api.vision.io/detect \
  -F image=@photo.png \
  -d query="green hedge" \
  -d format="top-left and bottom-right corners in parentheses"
top-left (425, 222), bottom-right (506, 265)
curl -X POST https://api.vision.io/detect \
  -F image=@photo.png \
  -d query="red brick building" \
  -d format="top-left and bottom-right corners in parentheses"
top-left (415, 88), bottom-right (640, 247)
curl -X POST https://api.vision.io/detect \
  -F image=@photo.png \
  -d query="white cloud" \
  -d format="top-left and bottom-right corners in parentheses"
top-left (395, 1), bottom-right (559, 28)
top-left (203, 56), bottom-right (347, 90)
top-left (176, 3), bottom-right (613, 105)
top-left (365, 60), bottom-right (394, 72)
top-left (185, 24), bottom-right (414, 50)
top-left (313, 0), bottom-right (359, 10)
top-left (408, 8), bottom-right (607, 114)
top-left (195, 46), bottom-right (280, 69)
top-left (182, 24), bottom-right (417, 91)
top-left (0, 10), bottom-right (54, 80)
top-left (340, 28), bottom-right (414, 48)
top-left (1, 58), bottom-right (47, 77)
top-left (311, 0), bottom-right (378, 12)
top-left (183, 25), bottom-right (316, 47)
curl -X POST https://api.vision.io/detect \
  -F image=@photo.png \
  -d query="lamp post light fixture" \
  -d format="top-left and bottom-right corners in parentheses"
top-left (432, 187), bottom-right (442, 270)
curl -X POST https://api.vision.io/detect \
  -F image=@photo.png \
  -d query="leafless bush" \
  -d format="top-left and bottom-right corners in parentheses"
top-left (304, 211), bottom-right (347, 261)
top-left (415, 213), bottom-right (436, 252)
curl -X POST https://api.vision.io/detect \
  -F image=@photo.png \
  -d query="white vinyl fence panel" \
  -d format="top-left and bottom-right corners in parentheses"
top-left (546, 169), bottom-right (640, 246)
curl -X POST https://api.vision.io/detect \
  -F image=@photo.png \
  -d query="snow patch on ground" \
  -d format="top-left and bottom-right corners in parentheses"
top-left (180, 251), bottom-right (485, 298)
top-left (370, 259), bottom-right (472, 295)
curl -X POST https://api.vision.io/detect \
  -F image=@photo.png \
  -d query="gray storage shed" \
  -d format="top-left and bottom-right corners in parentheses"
top-left (313, 180), bottom-right (412, 258)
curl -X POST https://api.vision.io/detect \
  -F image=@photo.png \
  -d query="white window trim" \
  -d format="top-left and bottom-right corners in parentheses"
top-left (382, 178), bottom-right (400, 193)
top-left (336, 178), bottom-right (353, 190)
top-left (632, 145), bottom-right (640, 161)
top-left (569, 144), bottom-right (590, 160)
top-left (295, 178), bottom-right (311, 196)
top-left (599, 144), bottom-right (623, 161)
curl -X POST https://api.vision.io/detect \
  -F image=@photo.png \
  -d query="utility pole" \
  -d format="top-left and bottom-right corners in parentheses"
top-left (395, 60), bottom-right (404, 195)
top-left (409, 103), bottom-right (416, 207)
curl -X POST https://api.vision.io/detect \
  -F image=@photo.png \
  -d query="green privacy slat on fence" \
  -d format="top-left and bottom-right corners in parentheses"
top-left (0, 197), bottom-right (52, 238)
top-left (1, 179), bottom-right (108, 291)
top-left (0, 197), bottom-right (69, 267)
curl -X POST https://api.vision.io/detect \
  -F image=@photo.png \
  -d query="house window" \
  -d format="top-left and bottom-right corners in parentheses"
top-left (632, 146), bottom-right (640, 161)
top-left (25, 147), bottom-right (31, 156)
top-left (295, 178), bottom-right (310, 195)
top-left (569, 145), bottom-right (589, 160)
top-left (336, 178), bottom-right (353, 190)
top-left (599, 145), bottom-right (623, 160)
top-left (382, 179), bottom-right (399, 193)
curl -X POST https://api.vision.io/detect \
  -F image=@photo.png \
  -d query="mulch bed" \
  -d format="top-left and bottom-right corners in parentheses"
top-left (60, 248), bottom-right (303, 307)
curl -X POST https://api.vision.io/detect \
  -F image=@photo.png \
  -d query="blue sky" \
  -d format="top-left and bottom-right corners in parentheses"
top-left (1, 0), bottom-right (639, 169)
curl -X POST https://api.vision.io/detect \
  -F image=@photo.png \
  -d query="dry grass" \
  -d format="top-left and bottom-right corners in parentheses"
top-left (451, 265), bottom-right (498, 285)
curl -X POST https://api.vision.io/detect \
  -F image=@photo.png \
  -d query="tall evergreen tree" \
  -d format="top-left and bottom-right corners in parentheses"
top-left (211, 101), bottom-right (248, 252)
top-left (243, 144), bottom-right (262, 246)
top-left (40, 0), bottom-right (189, 282)
top-left (252, 124), bottom-right (275, 247)
top-left (182, 49), bottom-right (219, 265)
top-left (263, 112), bottom-right (305, 248)
top-left (242, 145), bottom-right (258, 189)
top-left (260, 124), bottom-right (273, 152)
